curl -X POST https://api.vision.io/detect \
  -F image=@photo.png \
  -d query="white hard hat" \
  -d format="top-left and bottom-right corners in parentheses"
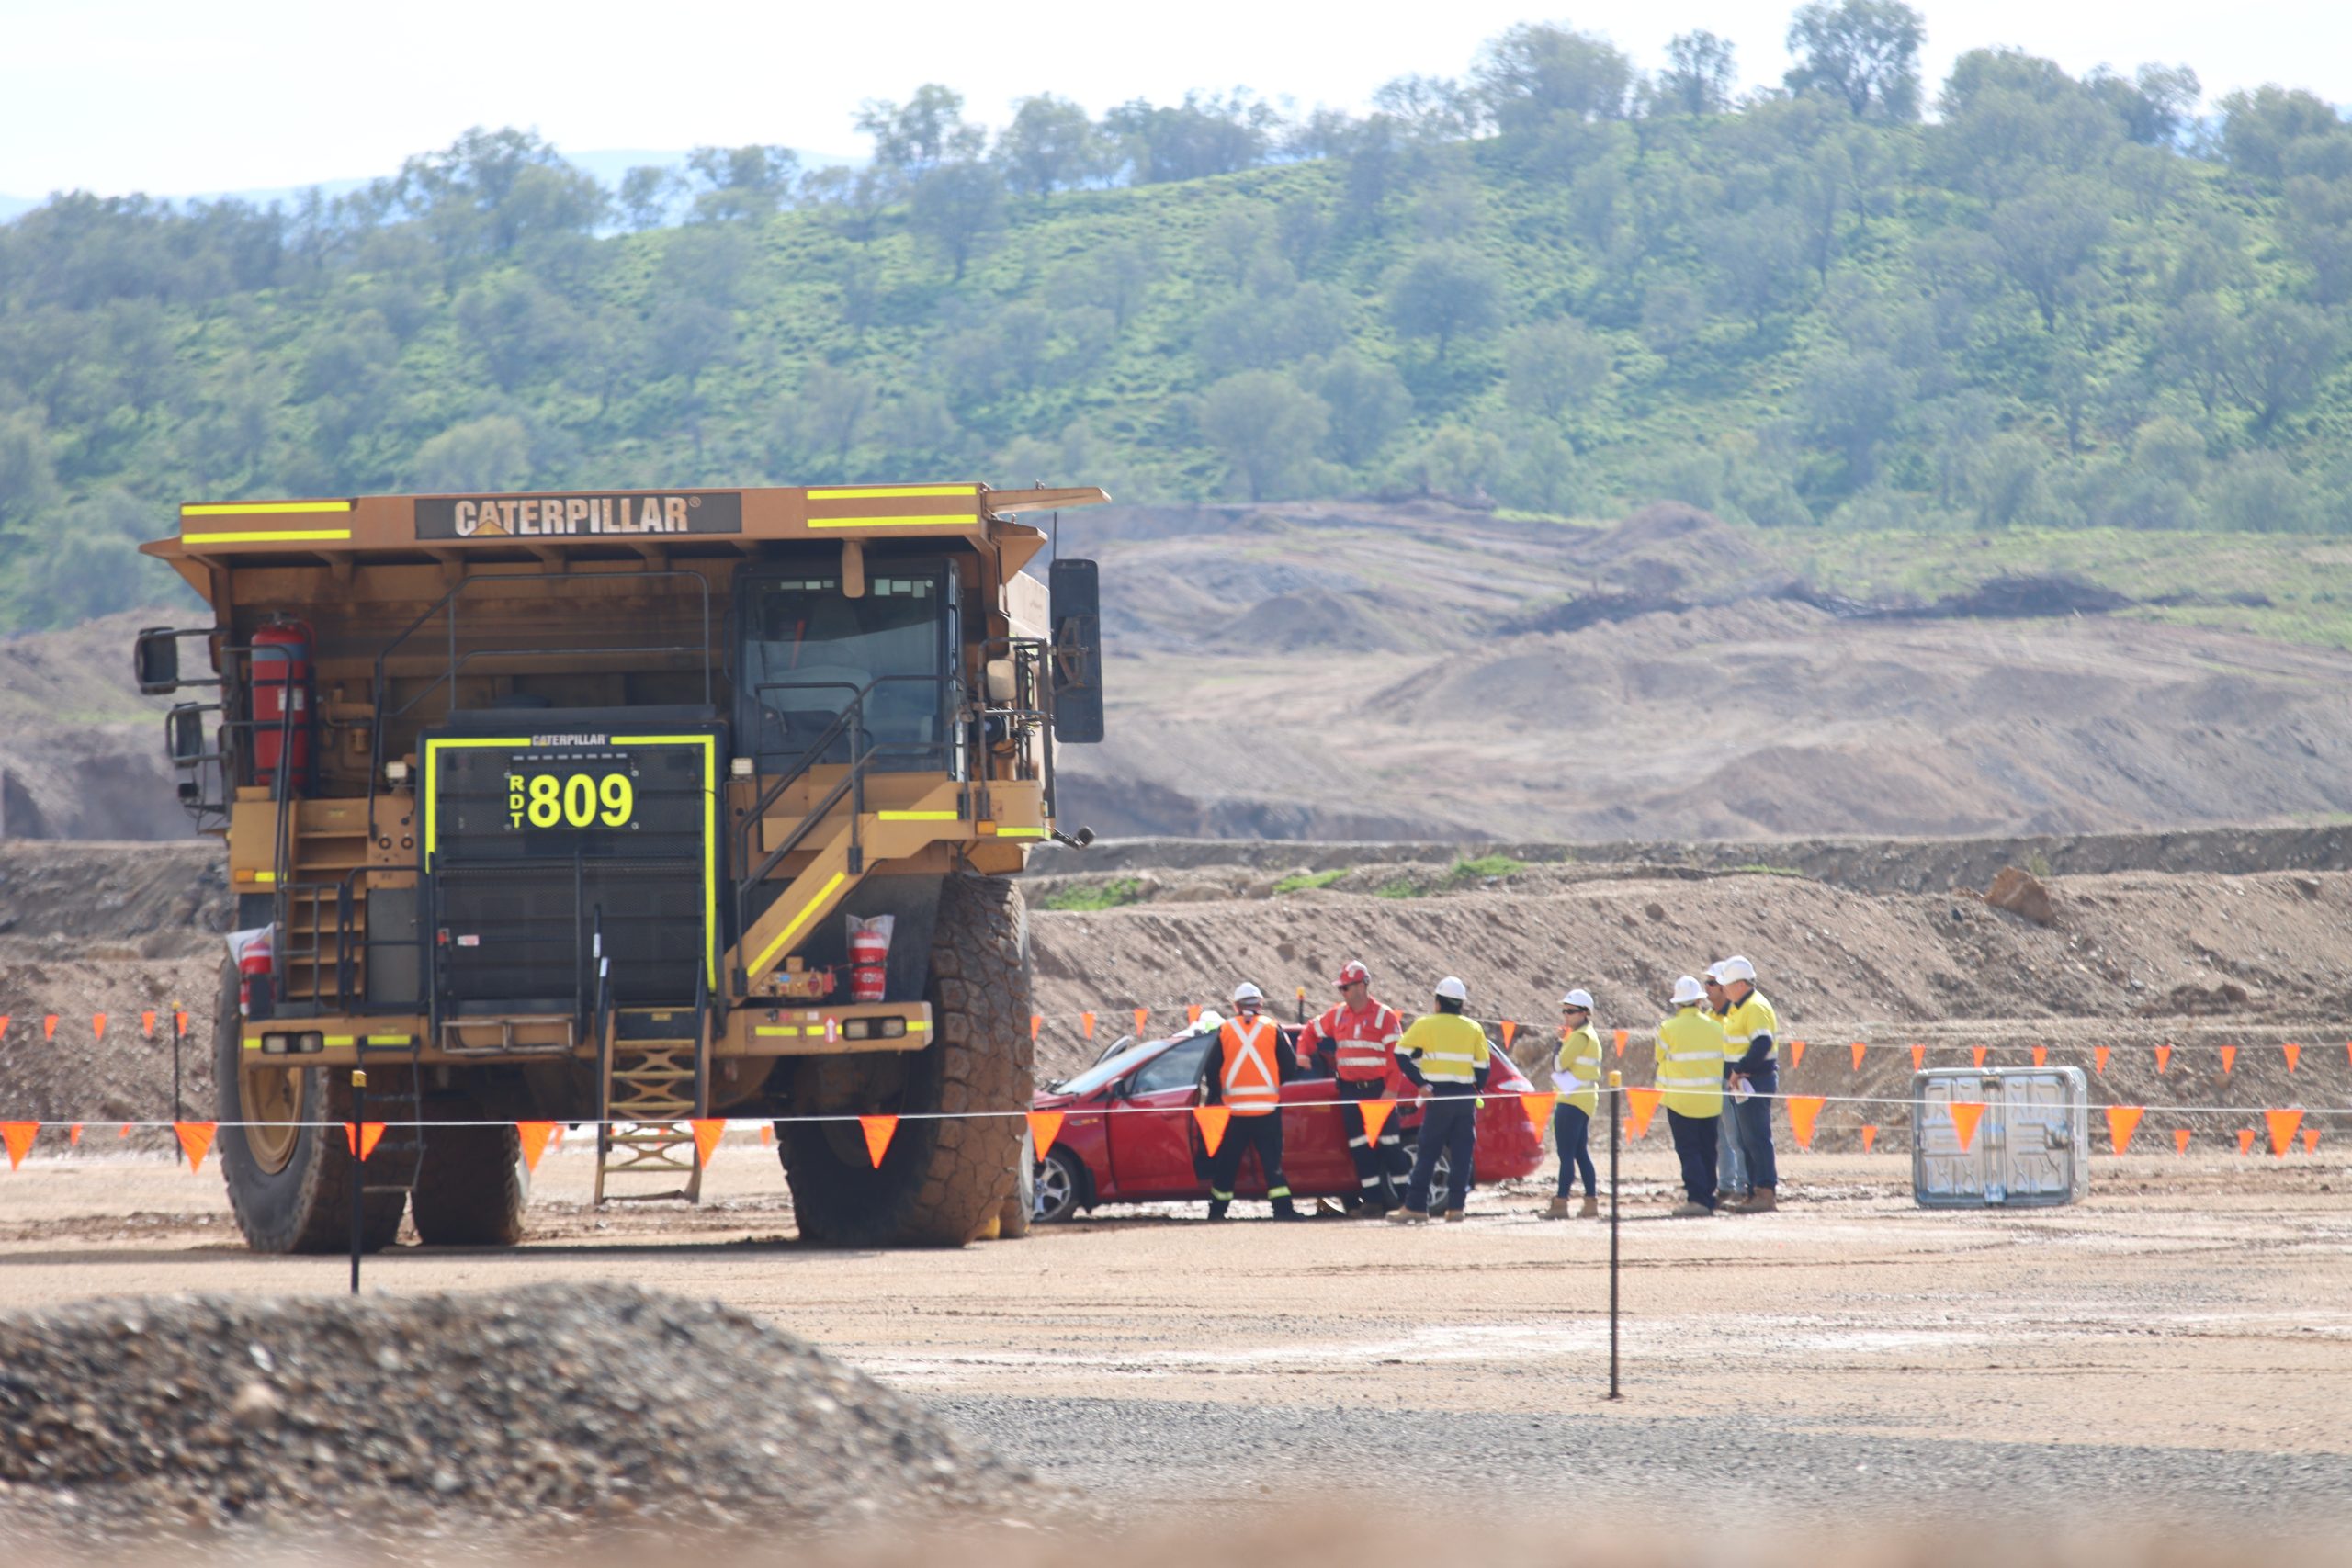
top-left (1559, 988), bottom-right (1594, 1010)
top-left (1433, 976), bottom-right (1468, 1002)
top-left (1703, 962), bottom-right (1729, 984)
top-left (1231, 981), bottom-right (1264, 1004)
top-left (1195, 1009), bottom-right (1226, 1032)
top-left (1718, 955), bottom-right (1757, 984)
top-left (1672, 975), bottom-right (1707, 1006)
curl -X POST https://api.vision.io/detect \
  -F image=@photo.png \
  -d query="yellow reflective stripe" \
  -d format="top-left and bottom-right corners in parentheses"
top-left (907, 1020), bottom-right (930, 1031)
top-left (807, 515), bottom-right (978, 529)
top-left (752, 871), bottom-right (847, 976)
top-left (876, 809), bottom-right (958, 821)
top-left (366, 1034), bottom-right (413, 1046)
top-left (807, 485), bottom-right (978, 500)
top-left (323, 1035), bottom-right (356, 1047)
top-left (754, 1025), bottom-right (800, 1037)
top-left (996, 827), bottom-right (1048, 838)
top-left (182, 529), bottom-right (353, 544)
top-left (243, 1037), bottom-right (262, 1050)
top-left (182, 500), bottom-right (353, 516)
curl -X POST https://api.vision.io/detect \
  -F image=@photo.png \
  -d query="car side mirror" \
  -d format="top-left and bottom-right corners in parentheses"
top-left (1048, 558), bottom-right (1102, 744)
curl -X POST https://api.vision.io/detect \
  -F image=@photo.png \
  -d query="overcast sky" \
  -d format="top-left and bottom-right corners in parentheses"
top-left (2, 0), bottom-right (2345, 198)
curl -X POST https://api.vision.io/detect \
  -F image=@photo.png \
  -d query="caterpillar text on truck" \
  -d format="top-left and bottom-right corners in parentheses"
top-left (136, 481), bottom-right (1107, 1251)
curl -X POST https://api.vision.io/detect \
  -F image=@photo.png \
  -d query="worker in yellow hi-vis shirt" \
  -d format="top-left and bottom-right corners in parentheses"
top-left (1655, 975), bottom-right (1728, 1216)
top-left (1546, 988), bottom-right (1601, 1220)
top-left (1389, 976), bottom-right (1492, 1224)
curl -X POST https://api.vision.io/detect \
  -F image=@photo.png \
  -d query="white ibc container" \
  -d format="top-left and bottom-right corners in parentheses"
top-left (1912, 1066), bottom-right (2089, 1208)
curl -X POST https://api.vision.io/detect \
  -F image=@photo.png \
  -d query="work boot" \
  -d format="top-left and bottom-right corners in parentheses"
top-left (1272, 1199), bottom-right (1306, 1221)
top-left (1388, 1208), bottom-right (1430, 1224)
top-left (1669, 1201), bottom-right (1712, 1217)
top-left (1443, 1209), bottom-right (1466, 1223)
top-left (1577, 1195), bottom-right (1600, 1219)
top-left (1545, 1196), bottom-right (1572, 1220)
top-left (1736, 1189), bottom-right (1778, 1213)
top-left (1206, 1200), bottom-right (1230, 1222)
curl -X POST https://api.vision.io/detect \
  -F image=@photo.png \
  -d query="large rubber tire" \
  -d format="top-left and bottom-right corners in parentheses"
top-left (213, 962), bottom-right (405, 1255)
top-left (785, 874), bottom-right (1033, 1247)
top-left (410, 1122), bottom-right (526, 1246)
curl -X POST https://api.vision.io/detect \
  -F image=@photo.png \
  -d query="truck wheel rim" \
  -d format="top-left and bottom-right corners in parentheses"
top-left (241, 1062), bottom-right (301, 1173)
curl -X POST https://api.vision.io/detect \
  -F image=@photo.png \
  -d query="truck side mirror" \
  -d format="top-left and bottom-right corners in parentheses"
top-left (134, 627), bottom-right (183, 694)
top-left (166, 704), bottom-right (209, 764)
top-left (1048, 558), bottom-right (1103, 744)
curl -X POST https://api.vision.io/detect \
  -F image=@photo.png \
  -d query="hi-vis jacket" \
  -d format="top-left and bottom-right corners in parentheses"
top-left (1552, 1024), bottom-right (1602, 1116)
top-left (1299, 999), bottom-right (1404, 1083)
top-left (1724, 990), bottom-right (1781, 1075)
top-left (1398, 1012), bottom-right (1491, 1088)
top-left (1655, 1006), bottom-right (1728, 1118)
top-left (1209, 1013), bottom-right (1287, 1116)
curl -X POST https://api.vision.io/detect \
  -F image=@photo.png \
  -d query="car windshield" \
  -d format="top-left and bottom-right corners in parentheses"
top-left (1052, 1039), bottom-right (1164, 1098)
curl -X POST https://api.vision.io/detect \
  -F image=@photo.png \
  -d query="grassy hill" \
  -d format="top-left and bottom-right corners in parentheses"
top-left (4, 31), bottom-right (2352, 636)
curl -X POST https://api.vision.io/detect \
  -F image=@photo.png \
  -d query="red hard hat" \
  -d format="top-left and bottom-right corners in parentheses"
top-left (1334, 961), bottom-right (1370, 988)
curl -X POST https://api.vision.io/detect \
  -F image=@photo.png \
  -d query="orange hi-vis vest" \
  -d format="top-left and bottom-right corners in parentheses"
top-left (1218, 1014), bottom-right (1283, 1116)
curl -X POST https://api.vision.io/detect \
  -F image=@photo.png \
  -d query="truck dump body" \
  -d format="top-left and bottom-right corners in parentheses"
top-left (141, 481), bottom-right (1105, 1248)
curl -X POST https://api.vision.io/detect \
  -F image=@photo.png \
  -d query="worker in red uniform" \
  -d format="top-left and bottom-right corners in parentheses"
top-left (1297, 960), bottom-right (1405, 1214)
top-left (1197, 981), bottom-right (1303, 1221)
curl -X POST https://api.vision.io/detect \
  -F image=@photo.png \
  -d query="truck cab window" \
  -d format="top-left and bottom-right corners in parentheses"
top-left (739, 568), bottom-right (951, 772)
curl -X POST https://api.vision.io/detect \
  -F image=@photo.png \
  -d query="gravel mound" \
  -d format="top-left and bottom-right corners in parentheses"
top-left (0, 1283), bottom-right (1031, 1542)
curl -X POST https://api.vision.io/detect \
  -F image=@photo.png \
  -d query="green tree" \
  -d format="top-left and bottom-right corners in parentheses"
top-left (2218, 299), bottom-right (2346, 434)
top-left (1713, 205), bottom-right (1808, 329)
top-left (1046, 236), bottom-right (1159, 328)
top-left (455, 273), bottom-right (585, 390)
top-left (1504, 318), bottom-right (1611, 421)
top-left (998, 95), bottom-right (1102, 197)
top-left (410, 414), bottom-right (530, 491)
top-left (1196, 371), bottom-right (1329, 500)
top-left (909, 160), bottom-right (1007, 281)
top-left (1102, 91), bottom-right (1280, 183)
top-left (1311, 351), bottom-right (1413, 468)
top-left (855, 85), bottom-right (983, 181)
top-left (1783, 1), bottom-right (1926, 121)
top-left (685, 145), bottom-right (799, 221)
top-left (1472, 23), bottom-right (1634, 134)
top-left (1801, 349), bottom-right (1907, 484)
top-left (617, 165), bottom-right (683, 231)
top-left (1986, 177), bottom-right (2113, 330)
top-left (2218, 85), bottom-right (2345, 178)
top-left (1653, 31), bottom-right (1738, 117)
top-left (1385, 244), bottom-right (1503, 362)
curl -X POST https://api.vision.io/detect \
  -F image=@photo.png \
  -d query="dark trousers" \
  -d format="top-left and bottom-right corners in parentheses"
top-left (1206, 1111), bottom-right (1294, 1216)
top-left (1732, 1069), bottom-right (1779, 1190)
top-left (1406, 1091), bottom-right (1477, 1213)
top-left (1339, 1078), bottom-right (1401, 1209)
top-left (1666, 1109), bottom-right (1719, 1210)
top-left (1552, 1103), bottom-right (1597, 1198)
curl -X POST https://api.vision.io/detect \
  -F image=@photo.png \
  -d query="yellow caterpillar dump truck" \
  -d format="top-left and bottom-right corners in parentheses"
top-left (135, 481), bottom-right (1104, 1249)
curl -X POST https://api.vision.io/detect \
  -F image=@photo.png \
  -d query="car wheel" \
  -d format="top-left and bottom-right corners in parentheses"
top-left (1034, 1146), bottom-right (1085, 1224)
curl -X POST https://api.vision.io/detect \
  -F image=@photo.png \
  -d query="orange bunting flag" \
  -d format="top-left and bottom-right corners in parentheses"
top-left (1134, 1008), bottom-right (1148, 1037)
top-left (2266, 1109), bottom-right (2303, 1157)
top-left (1500, 1021), bottom-right (1518, 1050)
top-left (2236, 1129), bottom-right (2256, 1156)
top-left (1026, 1110), bottom-right (1065, 1154)
top-left (1910, 1044), bottom-right (1926, 1071)
top-left (1860, 1123), bottom-right (1879, 1154)
top-left (1786, 1095), bottom-right (1826, 1151)
top-left (759, 1124), bottom-right (774, 1145)
top-left (1519, 1092), bottom-right (1555, 1132)
top-left (1192, 1105), bottom-right (1231, 1158)
top-left (1850, 1042), bottom-right (1866, 1072)
top-left (2031, 1045), bottom-right (2047, 1067)
top-left (93, 1012), bottom-right (107, 1042)
top-left (550, 1125), bottom-right (567, 1147)
top-left (1970, 1045), bottom-right (1987, 1069)
top-left (0, 1014), bottom-right (8, 1038)
top-left (2, 1122), bottom-right (35, 1171)
top-left (1947, 1100), bottom-right (1985, 1152)
top-left (118, 1123), bottom-right (131, 1138)
top-left (1187, 1004), bottom-right (1203, 1025)
top-left (2106, 1105), bottom-right (2143, 1156)
top-left (2302, 1128), bottom-right (2321, 1155)
top-left (2094, 1045), bottom-right (2110, 1075)
top-left (1613, 1028), bottom-right (1627, 1057)
top-left (857, 1115), bottom-right (898, 1168)
top-left (2220, 1045), bottom-right (2236, 1075)
top-left (175, 1122), bottom-right (216, 1174)
top-left (1625, 1088), bottom-right (1661, 1140)
top-left (174, 1010), bottom-right (189, 1039)
top-left (1359, 1099), bottom-right (1395, 1147)
top-left (2174, 1128), bottom-right (2192, 1156)
top-left (1080, 1011), bottom-right (1096, 1040)
top-left (343, 1122), bottom-right (387, 1161)
top-left (515, 1122), bottom-right (556, 1172)
top-left (43, 1015), bottom-right (59, 1042)
top-left (691, 1119), bottom-right (727, 1168)
top-left (2154, 1044), bottom-right (2171, 1075)
top-left (2283, 1043), bottom-right (2300, 1074)
top-left (1788, 1040), bottom-right (1806, 1071)
top-left (140, 1010), bottom-right (156, 1039)
top-left (1030, 1014), bottom-right (1042, 1043)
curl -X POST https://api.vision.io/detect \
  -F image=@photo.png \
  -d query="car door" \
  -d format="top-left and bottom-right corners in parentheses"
top-left (1276, 1057), bottom-right (1354, 1196)
top-left (1107, 1035), bottom-right (1212, 1199)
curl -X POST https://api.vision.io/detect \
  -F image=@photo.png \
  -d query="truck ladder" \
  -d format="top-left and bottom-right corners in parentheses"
top-left (594, 1006), bottom-right (706, 1204)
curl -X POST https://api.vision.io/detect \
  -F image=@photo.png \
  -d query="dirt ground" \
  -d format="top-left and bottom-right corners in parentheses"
top-left (2, 1140), bottom-right (2347, 1529)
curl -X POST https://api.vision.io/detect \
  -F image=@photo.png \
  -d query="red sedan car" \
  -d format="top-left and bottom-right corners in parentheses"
top-left (1030, 1017), bottom-right (1545, 1222)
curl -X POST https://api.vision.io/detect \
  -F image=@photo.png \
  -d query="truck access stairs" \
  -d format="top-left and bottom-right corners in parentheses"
top-left (594, 1006), bottom-right (707, 1204)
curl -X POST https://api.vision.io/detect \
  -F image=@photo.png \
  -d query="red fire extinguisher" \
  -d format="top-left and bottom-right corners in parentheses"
top-left (249, 616), bottom-right (315, 793)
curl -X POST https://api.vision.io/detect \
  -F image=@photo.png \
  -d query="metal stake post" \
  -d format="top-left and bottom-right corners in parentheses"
top-left (170, 1003), bottom-right (185, 1127)
top-left (1607, 1068), bottom-right (1622, 1401)
top-left (349, 1068), bottom-right (366, 1295)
